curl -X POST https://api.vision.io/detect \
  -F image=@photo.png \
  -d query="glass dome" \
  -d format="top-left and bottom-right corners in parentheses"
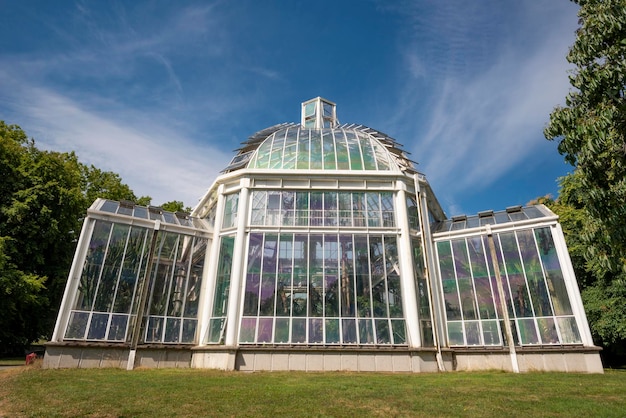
top-left (223, 124), bottom-right (416, 173)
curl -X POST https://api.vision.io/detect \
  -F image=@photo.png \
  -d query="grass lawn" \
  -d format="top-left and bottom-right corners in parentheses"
top-left (1, 365), bottom-right (625, 417)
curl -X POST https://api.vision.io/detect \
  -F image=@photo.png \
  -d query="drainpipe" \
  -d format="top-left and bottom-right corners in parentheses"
top-left (485, 225), bottom-right (519, 373)
top-left (414, 175), bottom-right (445, 372)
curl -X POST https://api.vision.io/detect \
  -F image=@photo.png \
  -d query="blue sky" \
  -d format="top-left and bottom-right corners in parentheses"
top-left (0, 0), bottom-right (580, 216)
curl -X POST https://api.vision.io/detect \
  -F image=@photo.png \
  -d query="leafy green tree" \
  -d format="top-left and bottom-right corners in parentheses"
top-left (160, 200), bottom-right (191, 213)
top-left (0, 121), bottom-right (150, 353)
top-left (544, 0), bottom-right (626, 366)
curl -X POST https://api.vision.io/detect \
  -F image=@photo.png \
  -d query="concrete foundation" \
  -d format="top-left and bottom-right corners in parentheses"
top-left (44, 343), bottom-right (603, 373)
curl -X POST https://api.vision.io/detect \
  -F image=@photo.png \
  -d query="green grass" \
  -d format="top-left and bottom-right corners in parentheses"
top-left (1, 366), bottom-right (625, 417)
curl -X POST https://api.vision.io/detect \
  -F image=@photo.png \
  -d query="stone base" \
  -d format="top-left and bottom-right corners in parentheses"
top-left (43, 343), bottom-right (192, 369)
top-left (43, 343), bottom-right (603, 373)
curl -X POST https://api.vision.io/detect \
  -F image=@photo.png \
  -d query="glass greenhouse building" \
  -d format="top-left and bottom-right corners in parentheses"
top-left (45, 98), bottom-right (602, 373)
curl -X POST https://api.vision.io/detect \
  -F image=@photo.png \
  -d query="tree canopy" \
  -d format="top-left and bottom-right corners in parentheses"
top-left (0, 121), bottom-right (157, 354)
top-left (544, 0), bottom-right (626, 366)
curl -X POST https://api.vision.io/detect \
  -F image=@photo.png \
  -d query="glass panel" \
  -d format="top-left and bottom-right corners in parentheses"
top-left (113, 226), bottom-right (149, 314)
top-left (447, 321), bottom-right (464, 345)
top-left (145, 317), bottom-right (164, 342)
top-left (310, 130), bottom-right (322, 169)
top-left (322, 130), bottom-right (336, 170)
top-left (310, 192), bottom-right (323, 226)
top-left (269, 130), bottom-right (285, 169)
top-left (183, 237), bottom-right (205, 318)
top-left (75, 220), bottom-right (112, 310)
top-left (499, 232), bottom-right (532, 318)
top-left (250, 191), bottom-right (266, 226)
top-left (342, 318), bottom-right (357, 343)
top-left (222, 193), bottom-right (239, 229)
top-left (65, 311), bottom-right (89, 339)
top-left (407, 196), bottom-right (420, 230)
top-left (325, 318), bottom-right (340, 343)
top-left (295, 192), bottom-right (309, 226)
top-left (309, 318), bottom-right (323, 343)
top-left (181, 319), bottom-right (197, 343)
top-left (557, 316), bottom-right (581, 344)
top-left (206, 318), bottom-right (224, 343)
top-left (366, 193), bottom-right (381, 227)
top-left (359, 318), bottom-right (375, 344)
top-left (291, 234), bottom-right (307, 317)
top-left (281, 191), bottom-right (295, 226)
top-left (537, 317), bottom-right (559, 344)
top-left (341, 234), bottom-right (357, 316)
top-left (534, 227), bottom-right (573, 315)
top-left (391, 320), bottom-right (406, 344)
top-left (267, 192), bottom-right (281, 226)
top-left (257, 318), bottom-right (273, 343)
top-left (372, 141), bottom-right (391, 170)
top-left (385, 236), bottom-right (403, 318)
top-left (482, 320), bottom-right (501, 345)
top-left (309, 235), bottom-right (323, 317)
top-left (465, 321), bottom-right (481, 345)
top-left (370, 236), bottom-right (387, 318)
top-left (323, 234), bottom-right (339, 317)
top-left (361, 135), bottom-right (377, 170)
top-left (164, 318), bottom-right (181, 342)
top-left (375, 319), bottom-right (390, 344)
top-left (352, 193), bottom-right (366, 227)
top-left (296, 129), bottom-right (310, 169)
top-left (275, 318), bottom-right (290, 343)
top-left (239, 318), bottom-right (256, 343)
top-left (338, 192), bottom-right (352, 226)
top-left (107, 314), bottom-right (128, 341)
top-left (467, 237), bottom-right (496, 320)
top-left (87, 313), bottom-right (109, 340)
top-left (212, 236), bottom-right (234, 317)
top-left (324, 192), bottom-right (337, 226)
top-left (334, 130), bottom-right (350, 170)
top-left (292, 318), bottom-right (306, 343)
top-left (244, 233), bottom-right (263, 316)
top-left (282, 128), bottom-right (298, 169)
top-left (517, 230), bottom-right (552, 317)
top-left (148, 232), bottom-right (180, 318)
top-left (517, 318), bottom-right (539, 344)
top-left (438, 241), bottom-right (461, 320)
top-left (94, 224), bottom-right (130, 313)
top-left (346, 130), bottom-right (363, 170)
top-left (380, 192), bottom-right (395, 227)
top-left (354, 235), bottom-right (371, 318)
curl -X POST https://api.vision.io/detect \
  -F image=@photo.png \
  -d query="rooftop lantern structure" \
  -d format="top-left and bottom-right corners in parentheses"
top-left (45, 98), bottom-right (603, 373)
top-left (301, 97), bottom-right (338, 129)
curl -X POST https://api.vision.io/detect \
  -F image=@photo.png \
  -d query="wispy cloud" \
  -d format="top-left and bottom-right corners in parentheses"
top-left (0, 69), bottom-right (229, 207)
top-left (378, 1), bottom-right (578, 214)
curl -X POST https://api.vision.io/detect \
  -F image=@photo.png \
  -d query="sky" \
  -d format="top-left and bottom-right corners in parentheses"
top-left (0, 0), bottom-right (581, 216)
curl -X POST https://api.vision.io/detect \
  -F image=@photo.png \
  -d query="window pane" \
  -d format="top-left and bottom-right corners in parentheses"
top-left (65, 311), bottom-right (89, 339)
top-left (557, 316), bottom-right (581, 344)
top-left (517, 230), bottom-right (552, 317)
top-left (534, 227), bottom-right (573, 315)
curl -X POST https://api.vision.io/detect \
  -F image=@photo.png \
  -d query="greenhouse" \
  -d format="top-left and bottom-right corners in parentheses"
top-left (44, 97), bottom-right (603, 373)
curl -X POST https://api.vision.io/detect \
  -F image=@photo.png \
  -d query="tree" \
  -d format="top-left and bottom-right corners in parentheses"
top-left (544, 0), bottom-right (626, 366)
top-left (160, 200), bottom-right (191, 213)
top-left (0, 121), bottom-right (150, 353)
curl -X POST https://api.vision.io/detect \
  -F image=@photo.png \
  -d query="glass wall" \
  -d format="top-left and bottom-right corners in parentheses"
top-left (238, 232), bottom-right (407, 345)
top-left (64, 219), bottom-right (207, 344)
top-left (436, 226), bottom-right (581, 347)
top-left (250, 191), bottom-right (395, 228)
top-left (205, 236), bottom-right (235, 343)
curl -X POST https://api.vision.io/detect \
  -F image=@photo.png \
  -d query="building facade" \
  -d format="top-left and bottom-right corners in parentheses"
top-left (44, 98), bottom-right (603, 372)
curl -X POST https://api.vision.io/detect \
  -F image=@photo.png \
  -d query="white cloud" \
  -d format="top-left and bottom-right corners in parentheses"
top-left (382, 1), bottom-right (578, 214)
top-left (0, 71), bottom-right (229, 207)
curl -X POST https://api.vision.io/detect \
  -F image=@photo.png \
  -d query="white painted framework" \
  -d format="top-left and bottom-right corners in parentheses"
top-left (45, 99), bottom-right (602, 373)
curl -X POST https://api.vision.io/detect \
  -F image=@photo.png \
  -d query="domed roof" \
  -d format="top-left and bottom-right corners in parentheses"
top-left (222, 98), bottom-right (417, 174)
